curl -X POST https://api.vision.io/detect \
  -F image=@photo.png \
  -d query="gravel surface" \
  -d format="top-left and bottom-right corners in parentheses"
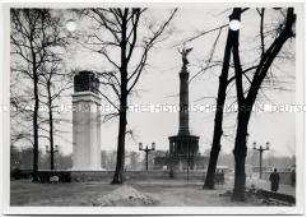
top-left (92, 185), bottom-right (157, 206)
top-left (10, 179), bottom-right (295, 207)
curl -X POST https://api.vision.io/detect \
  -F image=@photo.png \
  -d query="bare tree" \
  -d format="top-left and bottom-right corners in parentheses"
top-left (203, 10), bottom-right (236, 189)
top-left (83, 8), bottom-right (177, 184)
top-left (230, 7), bottom-right (295, 201)
top-left (10, 9), bottom-right (66, 179)
top-left (39, 56), bottom-right (72, 170)
top-left (178, 9), bottom-right (248, 189)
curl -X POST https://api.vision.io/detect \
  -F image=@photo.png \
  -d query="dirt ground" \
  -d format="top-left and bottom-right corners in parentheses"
top-left (10, 179), bottom-right (282, 207)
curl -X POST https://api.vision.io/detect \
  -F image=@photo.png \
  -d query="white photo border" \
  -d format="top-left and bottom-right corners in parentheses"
top-left (1, 0), bottom-right (305, 215)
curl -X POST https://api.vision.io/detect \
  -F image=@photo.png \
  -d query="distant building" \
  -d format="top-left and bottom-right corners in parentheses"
top-left (153, 153), bottom-right (209, 171)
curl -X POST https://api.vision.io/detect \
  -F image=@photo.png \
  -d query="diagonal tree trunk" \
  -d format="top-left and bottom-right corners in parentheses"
top-left (203, 9), bottom-right (239, 189)
top-left (231, 8), bottom-right (295, 201)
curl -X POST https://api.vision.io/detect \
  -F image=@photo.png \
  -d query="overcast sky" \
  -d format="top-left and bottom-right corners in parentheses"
top-left (11, 6), bottom-right (297, 158)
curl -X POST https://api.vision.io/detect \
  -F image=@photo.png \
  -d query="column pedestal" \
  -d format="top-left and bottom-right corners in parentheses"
top-left (72, 91), bottom-right (101, 171)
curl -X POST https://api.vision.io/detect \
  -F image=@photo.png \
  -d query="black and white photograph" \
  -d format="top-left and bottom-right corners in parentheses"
top-left (0, 1), bottom-right (305, 215)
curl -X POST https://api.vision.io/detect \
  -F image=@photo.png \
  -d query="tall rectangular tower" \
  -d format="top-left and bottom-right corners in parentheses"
top-left (72, 71), bottom-right (101, 171)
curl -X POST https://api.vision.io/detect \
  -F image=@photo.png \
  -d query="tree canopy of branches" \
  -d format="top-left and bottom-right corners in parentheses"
top-left (10, 9), bottom-right (67, 179)
top-left (83, 8), bottom-right (177, 184)
top-left (182, 7), bottom-right (295, 194)
top-left (230, 7), bottom-right (295, 201)
top-left (39, 54), bottom-right (72, 170)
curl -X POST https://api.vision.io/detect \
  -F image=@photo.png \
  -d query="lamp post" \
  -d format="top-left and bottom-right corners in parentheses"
top-left (253, 141), bottom-right (270, 179)
top-left (65, 19), bottom-right (77, 34)
top-left (46, 145), bottom-right (59, 171)
top-left (139, 142), bottom-right (156, 172)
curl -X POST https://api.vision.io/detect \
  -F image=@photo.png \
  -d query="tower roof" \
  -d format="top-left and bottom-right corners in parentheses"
top-left (74, 70), bottom-right (100, 94)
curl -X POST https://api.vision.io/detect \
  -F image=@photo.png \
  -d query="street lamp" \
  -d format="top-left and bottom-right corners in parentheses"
top-left (139, 142), bottom-right (156, 172)
top-left (229, 19), bottom-right (241, 31)
top-left (65, 19), bottom-right (77, 33)
top-left (253, 141), bottom-right (270, 179)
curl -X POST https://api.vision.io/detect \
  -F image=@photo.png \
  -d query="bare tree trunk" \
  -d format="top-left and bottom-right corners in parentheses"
top-left (31, 44), bottom-right (39, 182)
top-left (11, 9), bottom-right (67, 180)
top-left (112, 9), bottom-right (128, 184)
top-left (85, 8), bottom-right (176, 184)
top-left (112, 96), bottom-right (127, 184)
top-left (203, 9), bottom-right (236, 189)
top-left (232, 109), bottom-right (251, 201)
top-left (47, 81), bottom-right (55, 171)
top-left (230, 8), bottom-right (295, 201)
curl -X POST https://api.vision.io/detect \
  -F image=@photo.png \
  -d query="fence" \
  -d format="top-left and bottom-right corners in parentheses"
top-left (11, 169), bottom-right (207, 182)
top-left (70, 170), bottom-right (206, 182)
